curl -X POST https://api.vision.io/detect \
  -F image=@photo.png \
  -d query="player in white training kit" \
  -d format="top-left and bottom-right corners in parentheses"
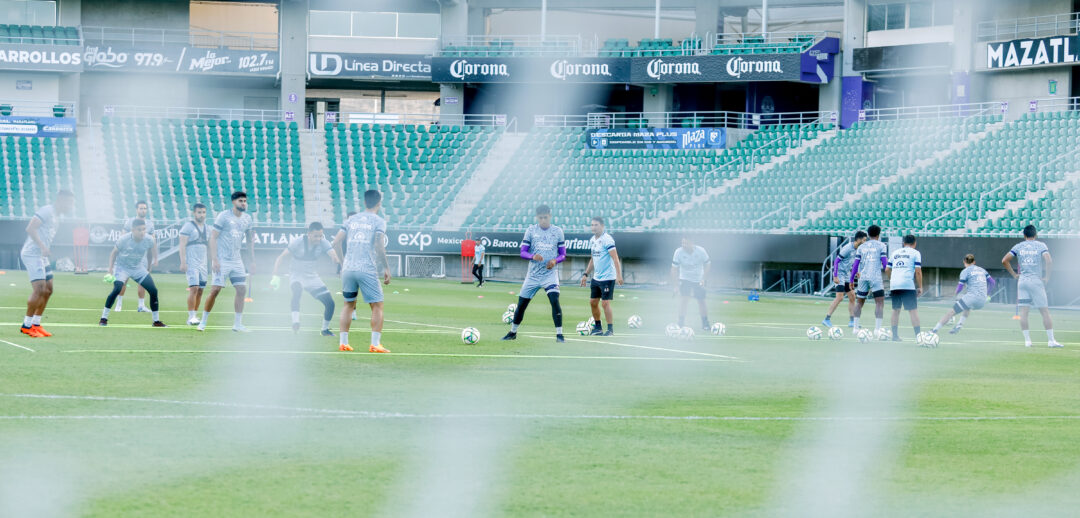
top-left (199, 191), bottom-right (254, 332)
top-left (178, 203), bottom-right (209, 325)
top-left (580, 216), bottom-right (623, 336)
top-left (671, 237), bottom-right (711, 330)
top-left (850, 224), bottom-right (888, 334)
top-left (332, 190), bottom-right (391, 353)
top-left (1002, 225), bottom-right (1061, 348)
top-left (118, 200), bottom-right (156, 312)
top-left (100, 218), bottom-right (166, 327)
top-left (272, 222), bottom-right (340, 336)
top-left (883, 234), bottom-right (922, 341)
top-left (931, 254), bottom-right (996, 335)
top-left (823, 230), bottom-right (867, 328)
top-left (19, 190), bottom-right (75, 338)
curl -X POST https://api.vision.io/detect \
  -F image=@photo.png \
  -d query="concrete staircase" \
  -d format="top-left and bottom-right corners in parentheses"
top-left (957, 169), bottom-right (1080, 235)
top-left (640, 129), bottom-right (837, 229)
top-left (434, 131), bottom-right (527, 230)
top-left (298, 129), bottom-right (333, 225)
top-left (75, 125), bottom-right (114, 223)
top-left (788, 121), bottom-right (1006, 231)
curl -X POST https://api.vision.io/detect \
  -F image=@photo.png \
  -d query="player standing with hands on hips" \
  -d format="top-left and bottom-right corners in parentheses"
top-left (671, 237), bottom-right (711, 331)
top-left (580, 216), bottom-right (622, 335)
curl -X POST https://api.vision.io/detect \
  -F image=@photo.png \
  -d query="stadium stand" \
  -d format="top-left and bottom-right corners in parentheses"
top-left (102, 117), bottom-right (304, 224)
top-left (324, 122), bottom-right (501, 227)
top-left (0, 24), bottom-right (80, 45)
top-left (0, 136), bottom-right (83, 219)
top-left (597, 33), bottom-right (816, 57)
top-left (441, 39), bottom-right (577, 57)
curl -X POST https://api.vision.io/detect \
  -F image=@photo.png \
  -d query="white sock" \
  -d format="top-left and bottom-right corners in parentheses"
top-left (957, 315), bottom-right (967, 326)
top-left (852, 317), bottom-right (860, 330)
top-left (115, 296), bottom-right (123, 308)
top-left (1022, 330), bottom-right (1031, 343)
top-left (340, 332), bottom-right (349, 345)
top-left (1047, 329), bottom-right (1055, 342)
top-left (152, 311), bottom-right (160, 321)
top-left (322, 319), bottom-right (331, 331)
top-left (31, 315), bottom-right (41, 326)
top-left (234, 313), bottom-right (243, 327)
top-left (23, 316), bottom-right (32, 327)
top-left (188, 310), bottom-right (196, 320)
top-left (556, 327), bottom-right (563, 335)
top-left (371, 331), bottom-right (381, 346)
top-left (202, 311), bottom-right (210, 322)
top-left (351, 310), bottom-right (357, 320)
top-left (138, 297), bottom-right (146, 308)
top-left (875, 317), bottom-right (883, 330)
top-left (101, 308), bottom-right (110, 319)
top-left (291, 311), bottom-right (300, 324)
top-left (510, 323), bottom-right (519, 332)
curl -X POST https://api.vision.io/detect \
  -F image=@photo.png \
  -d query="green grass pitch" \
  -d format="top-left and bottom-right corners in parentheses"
top-left (1, 273), bottom-right (1078, 516)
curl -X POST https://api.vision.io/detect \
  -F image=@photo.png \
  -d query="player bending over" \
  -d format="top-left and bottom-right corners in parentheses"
top-left (178, 203), bottom-right (209, 325)
top-left (671, 237), bottom-right (711, 330)
top-left (199, 191), bottom-right (254, 332)
top-left (883, 234), bottom-right (922, 341)
top-left (272, 222), bottom-right (340, 335)
top-left (503, 204), bottom-right (567, 342)
top-left (932, 254), bottom-right (995, 335)
top-left (19, 190), bottom-right (75, 337)
top-left (1002, 225), bottom-right (1061, 348)
top-left (117, 200), bottom-right (156, 312)
top-left (580, 216), bottom-right (622, 335)
top-left (823, 230), bottom-right (866, 328)
top-left (850, 225), bottom-right (888, 335)
top-left (99, 219), bottom-right (166, 327)
top-left (332, 190), bottom-right (391, 353)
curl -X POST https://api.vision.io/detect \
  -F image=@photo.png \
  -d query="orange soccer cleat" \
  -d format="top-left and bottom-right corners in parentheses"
top-left (20, 326), bottom-right (42, 337)
top-left (339, 344), bottom-right (354, 352)
top-left (31, 325), bottom-right (51, 337)
top-left (369, 344), bottom-right (390, 353)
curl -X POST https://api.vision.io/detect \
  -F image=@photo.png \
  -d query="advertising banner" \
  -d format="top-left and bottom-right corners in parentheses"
top-left (0, 44), bottom-right (83, 71)
top-left (985, 35), bottom-right (1080, 70)
top-left (308, 52), bottom-right (431, 80)
top-left (431, 57), bottom-right (630, 83)
top-left (585, 128), bottom-right (726, 149)
top-left (630, 54), bottom-right (803, 83)
top-left (0, 116), bottom-right (76, 137)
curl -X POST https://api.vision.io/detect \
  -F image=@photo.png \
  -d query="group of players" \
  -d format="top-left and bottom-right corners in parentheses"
top-left (820, 224), bottom-right (1062, 348)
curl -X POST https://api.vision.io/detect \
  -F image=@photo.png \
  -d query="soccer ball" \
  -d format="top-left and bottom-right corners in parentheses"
top-left (678, 326), bottom-right (695, 340)
top-left (501, 311), bottom-right (514, 324)
top-left (627, 315), bottom-right (642, 328)
top-left (917, 331), bottom-right (940, 348)
top-left (876, 328), bottom-right (891, 341)
top-left (856, 328), bottom-right (873, 343)
top-left (576, 321), bottom-right (591, 335)
top-left (710, 322), bottom-right (726, 336)
top-left (806, 326), bottom-right (823, 340)
top-left (587, 317), bottom-right (597, 328)
top-left (507, 303), bottom-right (517, 313)
top-left (828, 326), bottom-right (844, 340)
top-left (665, 323), bottom-right (681, 337)
top-left (461, 327), bottom-right (480, 345)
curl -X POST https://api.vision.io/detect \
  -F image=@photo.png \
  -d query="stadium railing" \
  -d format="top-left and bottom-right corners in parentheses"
top-left (438, 34), bottom-right (582, 57)
top-left (860, 101), bottom-right (1005, 121)
top-left (1030, 96), bottom-right (1080, 113)
top-left (0, 99), bottom-right (77, 118)
top-left (81, 26), bottom-right (278, 50)
top-left (337, 112), bottom-right (507, 127)
top-left (102, 105), bottom-right (285, 122)
top-left (584, 110), bottom-right (828, 130)
top-left (707, 30), bottom-right (838, 55)
top-left (976, 11), bottom-right (1080, 41)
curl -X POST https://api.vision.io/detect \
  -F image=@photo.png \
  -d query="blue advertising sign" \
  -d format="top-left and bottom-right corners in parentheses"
top-left (586, 128), bottom-right (726, 149)
top-left (0, 116), bottom-right (76, 138)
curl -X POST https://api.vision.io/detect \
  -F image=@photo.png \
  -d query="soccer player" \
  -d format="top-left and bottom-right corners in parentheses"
top-left (671, 237), bottom-right (711, 330)
top-left (199, 192), bottom-right (254, 332)
top-left (272, 222), bottom-right (340, 335)
top-left (333, 190), bottom-right (391, 353)
top-left (1002, 225), bottom-right (1061, 348)
top-left (932, 254), bottom-right (996, 335)
top-left (472, 240), bottom-right (486, 287)
top-left (19, 190), bottom-right (75, 337)
top-left (580, 216), bottom-right (622, 335)
top-left (99, 219), bottom-right (166, 327)
top-left (117, 200), bottom-right (156, 312)
top-left (502, 204), bottom-right (566, 342)
top-left (178, 203), bottom-right (209, 325)
top-left (823, 230), bottom-right (867, 328)
top-left (883, 234), bottom-right (922, 341)
top-left (850, 224), bottom-right (889, 334)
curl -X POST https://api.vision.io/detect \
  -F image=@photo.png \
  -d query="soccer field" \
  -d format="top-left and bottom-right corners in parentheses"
top-left (1, 273), bottom-right (1078, 516)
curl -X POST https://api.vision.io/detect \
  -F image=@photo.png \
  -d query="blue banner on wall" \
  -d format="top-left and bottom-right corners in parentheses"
top-left (0, 116), bottom-right (76, 138)
top-left (586, 128), bottom-right (726, 149)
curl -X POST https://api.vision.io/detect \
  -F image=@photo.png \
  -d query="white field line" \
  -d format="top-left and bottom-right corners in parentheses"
top-left (525, 334), bottom-right (740, 360)
top-left (1, 413), bottom-right (1078, 422)
top-left (0, 338), bottom-right (34, 352)
top-left (61, 349), bottom-right (736, 362)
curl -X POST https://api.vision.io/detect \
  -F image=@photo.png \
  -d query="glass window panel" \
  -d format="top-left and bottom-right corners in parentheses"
top-left (397, 13), bottom-right (440, 39)
top-left (908, 1), bottom-right (932, 28)
top-left (933, 0), bottom-right (953, 25)
top-left (867, 4), bottom-right (887, 32)
top-left (886, 3), bottom-right (906, 30)
top-left (352, 12), bottom-right (397, 37)
top-left (309, 10), bottom-right (350, 36)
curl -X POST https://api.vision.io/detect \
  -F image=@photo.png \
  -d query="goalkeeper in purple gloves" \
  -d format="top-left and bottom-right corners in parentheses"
top-left (502, 204), bottom-right (567, 343)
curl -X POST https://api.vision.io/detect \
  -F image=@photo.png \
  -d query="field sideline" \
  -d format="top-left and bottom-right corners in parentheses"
top-left (1, 273), bottom-right (1078, 517)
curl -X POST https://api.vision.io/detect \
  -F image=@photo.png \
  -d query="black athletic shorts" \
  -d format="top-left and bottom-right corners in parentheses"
top-left (679, 279), bottom-right (706, 300)
top-left (891, 289), bottom-right (918, 310)
top-left (590, 279), bottom-right (615, 300)
top-left (835, 282), bottom-right (851, 294)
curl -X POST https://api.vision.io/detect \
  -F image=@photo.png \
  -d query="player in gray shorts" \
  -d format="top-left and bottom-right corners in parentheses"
top-left (273, 222), bottom-right (340, 336)
top-left (502, 205), bottom-right (567, 343)
top-left (931, 254), bottom-right (996, 336)
top-left (178, 203), bottom-right (209, 325)
top-left (332, 190), bottom-right (392, 353)
top-left (100, 219), bottom-right (166, 328)
top-left (1002, 225), bottom-right (1061, 348)
top-left (199, 191), bottom-right (254, 333)
top-left (19, 190), bottom-right (75, 338)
